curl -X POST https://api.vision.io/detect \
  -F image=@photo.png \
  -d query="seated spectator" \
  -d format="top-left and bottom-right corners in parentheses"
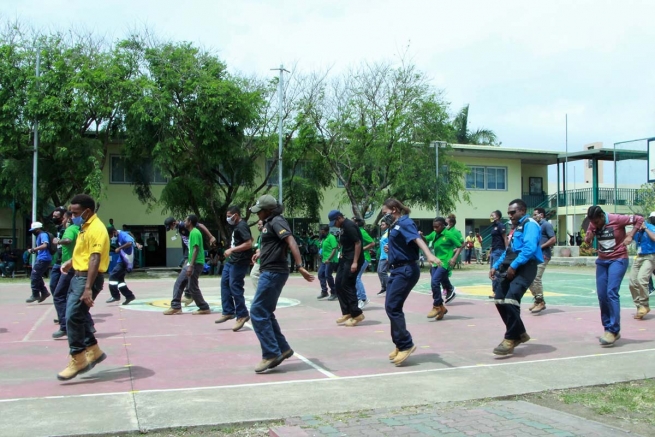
top-left (0, 245), bottom-right (17, 277)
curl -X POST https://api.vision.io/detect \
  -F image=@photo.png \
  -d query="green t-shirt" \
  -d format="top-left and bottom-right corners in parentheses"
top-left (445, 226), bottom-right (464, 246)
top-left (433, 231), bottom-right (462, 271)
top-left (188, 228), bottom-right (205, 265)
top-left (321, 233), bottom-right (339, 263)
top-left (254, 234), bottom-right (262, 264)
top-left (60, 225), bottom-right (80, 263)
top-left (360, 228), bottom-right (374, 262)
top-left (424, 231), bottom-right (437, 248)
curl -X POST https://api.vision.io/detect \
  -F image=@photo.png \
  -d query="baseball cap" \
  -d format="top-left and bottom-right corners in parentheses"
top-left (649, 212), bottom-right (655, 218)
top-left (250, 195), bottom-right (278, 213)
top-left (328, 210), bottom-right (343, 227)
top-left (164, 217), bottom-right (176, 229)
top-left (29, 221), bottom-right (43, 231)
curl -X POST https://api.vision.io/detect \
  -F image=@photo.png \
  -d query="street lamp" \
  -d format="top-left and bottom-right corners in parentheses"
top-left (432, 141), bottom-right (447, 216)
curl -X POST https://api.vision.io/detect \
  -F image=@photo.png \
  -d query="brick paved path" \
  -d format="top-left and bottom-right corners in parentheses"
top-left (270, 401), bottom-right (637, 437)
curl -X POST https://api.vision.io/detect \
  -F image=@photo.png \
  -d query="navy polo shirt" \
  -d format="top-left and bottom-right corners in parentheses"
top-left (387, 215), bottom-right (420, 266)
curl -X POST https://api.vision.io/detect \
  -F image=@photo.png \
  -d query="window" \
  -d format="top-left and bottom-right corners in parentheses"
top-left (465, 166), bottom-right (506, 191)
top-left (110, 156), bottom-right (167, 184)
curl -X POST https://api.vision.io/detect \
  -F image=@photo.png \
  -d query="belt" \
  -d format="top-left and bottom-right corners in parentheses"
top-left (74, 271), bottom-right (88, 277)
top-left (390, 260), bottom-right (417, 269)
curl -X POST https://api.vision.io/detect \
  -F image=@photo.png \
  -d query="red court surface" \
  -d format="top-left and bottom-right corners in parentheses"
top-left (1, 268), bottom-right (654, 401)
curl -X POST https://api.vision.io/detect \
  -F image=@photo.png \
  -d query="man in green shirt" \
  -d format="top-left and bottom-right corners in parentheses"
top-left (426, 217), bottom-right (462, 320)
top-left (317, 225), bottom-right (339, 300)
top-left (164, 214), bottom-right (211, 315)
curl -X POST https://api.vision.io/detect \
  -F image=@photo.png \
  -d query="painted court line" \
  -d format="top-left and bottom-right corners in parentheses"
top-left (21, 306), bottom-right (55, 342)
top-left (1, 347), bottom-right (653, 404)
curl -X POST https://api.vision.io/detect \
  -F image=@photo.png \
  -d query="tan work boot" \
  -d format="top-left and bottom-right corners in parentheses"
top-left (345, 314), bottom-right (365, 327)
top-left (336, 314), bottom-right (352, 324)
top-left (182, 295), bottom-right (194, 306)
top-left (519, 332), bottom-right (531, 344)
top-left (192, 309), bottom-right (211, 315)
top-left (215, 314), bottom-right (235, 324)
top-left (388, 348), bottom-right (399, 360)
top-left (531, 301), bottom-right (546, 314)
top-left (427, 306), bottom-right (439, 318)
top-left (599, 331), bottom-right (620, 347)
top-left (85, 344), bottom-right (107, 370)
top-left (232, 315), bottom-right (251, 331)
top-left (634, 306), bottom-right (651, 319)
top-left (392, 345), bottom-right (417, 366)
top-left (435, 304), bottom-right (448, 320)
top-left (254, 357), bottom-right (278, 373)
top-left (163, 308), bottom-right (182, 315)
top-left (493, 339), bottom-right (516, 355)
top-left (57, 352), bottom-right (91, 381)
top-left (528, 300), bottom-right (537, 311)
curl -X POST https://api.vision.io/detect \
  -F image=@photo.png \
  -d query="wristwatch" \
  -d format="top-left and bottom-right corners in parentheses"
top-left (295, 264), bottom-right (303, 270)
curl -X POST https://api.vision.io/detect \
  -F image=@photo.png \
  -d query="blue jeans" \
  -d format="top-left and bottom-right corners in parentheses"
top-left (30, 259), bottom-right (51, 298)
top-left (66, 275), bottom-right (103, 355)
top-left (109, 262), bottom-right (135, 300)
top-left (356, 260), bottom-right (369, 301)
top-left (430, 266), bottom-right (453, 306)
top-left (220, 262), bottom-right (250, 318)
top-left (0, 261), bottom-right (15, 277)
top-left (54, 270), bottom-right (73, 330)
top-left (489, 248), bottom-right (505, 269)
top-left (170, 264), bottom-right (209, 310)
top-left (377, 259), bottom-right (389, 292)
top-left (595, 258), bottom-right (629, 334)
top-left (385, 263), bottom-right (421, 351)
top-left (317, 262), bottom-right (335, 294)
top-left (49, 265), bottom-right (61, 295)
top-left (251, 271), bottom-right (291, 359)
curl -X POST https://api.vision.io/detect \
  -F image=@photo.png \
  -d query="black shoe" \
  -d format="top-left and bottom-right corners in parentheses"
top-left (106, 297), bottom-right (119, 303)
top-left (38, 292), bottom-right (51, 303)
top-left (445, 288), bottom-right (457, 304)
top-left (53, 318), bottom-right (59, 324)
top-left (89, 326), bottom-right (96, 334)
top-left (317, 292), bottom-right (329, 300)
top-left (377, 290), bottom-right (386, 296)
top-left (26, 296), bottom-right (38, 303)
top-left (327, 294), bottom-right (338, 301)
top-left (122, 296), bottom-right (135, 305)
top-left (52, 330), bottom-right (67, 339)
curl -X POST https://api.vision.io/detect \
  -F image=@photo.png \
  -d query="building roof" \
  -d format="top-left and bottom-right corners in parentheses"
top-left (448, 144), bottom-right (561, 165)
top-left (557, 148), bottom-right (647, 162)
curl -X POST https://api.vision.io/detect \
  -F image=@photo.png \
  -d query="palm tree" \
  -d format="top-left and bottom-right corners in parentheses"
top-left (452, 104), bottom-right (499, 145)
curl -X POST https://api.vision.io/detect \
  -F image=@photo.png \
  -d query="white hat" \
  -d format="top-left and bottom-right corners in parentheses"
top-left (649, 211), bottom-right (655, 218)
top-left (29, 221), bottom-right (43, 231)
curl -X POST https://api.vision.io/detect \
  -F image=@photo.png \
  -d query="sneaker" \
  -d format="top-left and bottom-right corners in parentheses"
top-left (427, 306), bottom-right (440, 318)
top-left (192, 309), bottom-right (211, 315)
top-left (232, 315), bottom-right (251, 331)
top-left (531, 301), bottom-right (546, 314)
top-left (214, 314), bottom-right (235, 324)
top-left (599, 331), bottom-right (620, 347)
top-left (435, 304), bottom-right (448, 321)
top-left (53, 318), bottom-right (59, 324)
top-left (25, 296), bottom-right (38, 303)
top-left (105, 297), bottom-right (119, 303)
top-left (377, 290), bottom-right (386, 296)
top-left (519, 332), bottom-right (530, 344)
top-left (317, 292), bottom-right (329, 300)
top-left (336, 314), bottom-right (352, 324)
top-left (269, 349), bottom-right (294, 369)
top-left (52, 329), bottom-right (67, 339)
top-left (254, 356), bottom-right (281, 373)
top-left (122, 296), bottom-right (135, 306)
top-left (360, 298), bottom-right (370, 309)
top-left (493, 339), bottom-right (516, 355)
top-left (634, 306), bottom-right (651, 319)
top-left (345, 314), bottom-right (365, 327)
top-left (445, 288), bottom-right (457, 304)
top-left (392, 345), bottom-right (417, 366)
top-left (182, 294), bottom-right (194, 306)
top-left (388, 348), bottom-right (399, 360)
top-left (163, 308), bottom-right (183, 315)
top-left (38, 292), bottom-right (51, 303)
top-left (357, 300), bottom-right (364, 309)
top-left (327, 294), bottom-right (338, 301)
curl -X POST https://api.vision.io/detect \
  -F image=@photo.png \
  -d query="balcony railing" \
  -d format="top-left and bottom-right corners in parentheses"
top-left (545, 188), bottom-right (641, 208)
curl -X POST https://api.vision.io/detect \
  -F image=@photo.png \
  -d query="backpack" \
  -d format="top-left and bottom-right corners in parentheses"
top-left (46, 232), bottom-right (58, 255)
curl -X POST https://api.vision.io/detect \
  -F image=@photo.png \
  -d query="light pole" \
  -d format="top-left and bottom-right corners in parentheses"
top-left (32, 48), bottom-right (41, 249)
top-left (433, 141), bottom-right (447, 216)
top-left (270, 64), bottom-right (289, 204)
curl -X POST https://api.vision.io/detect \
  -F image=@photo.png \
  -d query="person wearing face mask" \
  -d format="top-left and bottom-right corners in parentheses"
top-left (317, 224), bottom-right (338, 300)
top-left (628, 212), bottom-right (655, 320)
top-left (382, 198), bottom-right (438, 366)
top-left (49, 207), bottom-right (68, 297)
top-left (426, 217), bottom-right (462, 321)
top-left (25, 221), bottom-right (52, 303)
top-left (489, 199), bottom-right (543, 356)
top-left (487, 210), bottom-right (508, 298)
top-left (106, 227), bottom-right (137, 305)
top-left (215, 206), bottom-right (253, 332)
top-left (57, 194), bottom-right (109, 380)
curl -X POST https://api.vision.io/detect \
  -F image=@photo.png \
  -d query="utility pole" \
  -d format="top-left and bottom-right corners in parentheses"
top-left (32, 48), bottom-right (40, 249)
top-left (270, 64), bottom-right (289, 204)
top-left (433, 141), bottom-right (447, 216)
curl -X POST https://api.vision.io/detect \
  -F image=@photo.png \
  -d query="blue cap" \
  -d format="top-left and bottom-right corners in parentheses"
top-left (328, 210), bottom-right (342, 227)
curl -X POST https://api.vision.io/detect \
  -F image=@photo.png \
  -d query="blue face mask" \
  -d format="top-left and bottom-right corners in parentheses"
top-left (71, 210), bottom-right (88, 227)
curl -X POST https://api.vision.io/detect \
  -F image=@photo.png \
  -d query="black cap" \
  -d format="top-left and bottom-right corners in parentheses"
top-left (164, 217), bottom-right (176, 229)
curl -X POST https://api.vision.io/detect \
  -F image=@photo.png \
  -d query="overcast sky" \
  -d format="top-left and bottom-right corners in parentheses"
top-left (5, 0), bottom-right (655, 183)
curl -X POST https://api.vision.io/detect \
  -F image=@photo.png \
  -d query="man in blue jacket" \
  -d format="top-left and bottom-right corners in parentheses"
top-left (489, 199), bottom-right (543, 356)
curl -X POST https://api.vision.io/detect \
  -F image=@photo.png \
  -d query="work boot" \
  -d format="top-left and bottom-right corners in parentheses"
top-left (56, 352), bottom-right (91, 381)
top-left (52, 329), bottom-right (67, 339)
top-left (427, 306), bottom-right (440, 318)
top-left (163, 308), bottom-right (182, 315)
top-left (85, 344), bottom-right (107, 370)
top-left (634, 306), bottom-right (651, 319)
top-left (317, 292), bottom-right (329, 300)
top-left (25, 295), bottom-right (38, 303)
top-left (192, 309), bottom-right (211, 315)
top-left (336, 314), bottom-right (352, 324)
top-left (388, 348), bottom-right (399, 361)
top-left (528, 300), bottom-right (537, 311)
top-left (599, 331), bottom-right (620, 347)
top-left (215, 314), bottom-right (235, 324)
top-left (269, 349), bottom-right (294, 369)
top-left (38, 292), bottom-right (51, 303)
top-left (254, 356), bottom-right (281, 374)
top-left (345, 314), bottom-right (365, 327)
top-left (435, 304), bottom-right (448, 321)
top-left (519, 332), bottom-right (531, 344)
top-left (232, 315), bottom-right (251, 331)
top-left (531, 301), bottom-right (546, 314)
top-left (493, 339), bottom-right (516, 356)
top-left (182, 294), bottom-right (194, 307)
top-left (392, 345), bottom-right (417, 366)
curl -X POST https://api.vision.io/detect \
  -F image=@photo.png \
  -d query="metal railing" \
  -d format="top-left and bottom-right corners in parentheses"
top-left (546, 188), bottom-right (641, 207)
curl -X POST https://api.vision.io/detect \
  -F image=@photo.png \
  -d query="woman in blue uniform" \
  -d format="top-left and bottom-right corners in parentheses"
top-left (381, 198), bottom-right (438, 366)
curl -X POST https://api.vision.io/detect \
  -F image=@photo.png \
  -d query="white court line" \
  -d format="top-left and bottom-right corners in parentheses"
top-left (21, 306), bottom-right (55, 342)
top-left (1, 347), bottom-right (654, 404)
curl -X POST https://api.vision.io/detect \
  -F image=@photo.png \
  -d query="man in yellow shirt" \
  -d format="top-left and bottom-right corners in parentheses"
top-left (57, 194), bottom-right (110, 381)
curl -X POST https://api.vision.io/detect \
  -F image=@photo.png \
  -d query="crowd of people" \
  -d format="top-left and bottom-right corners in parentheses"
top-left (17, 191), bottom-right (655, 379)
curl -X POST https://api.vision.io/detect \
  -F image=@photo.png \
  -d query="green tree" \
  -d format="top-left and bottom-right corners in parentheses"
top-left (452, 104), bottom-right (499, 146)
top-left (632, 182), bottom-right (655, 216)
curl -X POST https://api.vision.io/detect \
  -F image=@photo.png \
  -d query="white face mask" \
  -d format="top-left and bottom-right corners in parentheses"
top-left (227, 216), bottom-right (236, 226)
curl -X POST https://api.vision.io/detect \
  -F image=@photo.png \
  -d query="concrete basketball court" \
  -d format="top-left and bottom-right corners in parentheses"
top-left (1, 266), bottom-right (654, 437)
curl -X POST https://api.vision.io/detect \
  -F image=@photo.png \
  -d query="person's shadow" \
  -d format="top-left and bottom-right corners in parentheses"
top-left (61, 365), bottom-right (155, 386)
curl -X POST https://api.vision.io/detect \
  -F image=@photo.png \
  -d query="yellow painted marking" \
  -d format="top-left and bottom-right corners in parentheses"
top-left (467, 324), bottom-right (476, 327)
top-left (639, 329), bottom-right (646, 331)
top-left (123, 343), bottom-right (131, 346)
top-left (120, 329), bottom-right (128, 332)
top-left (374, 330), bottom-right (384, 333)
top-left (455, 286), bottom-right (566, 297)
top-left (12, 322), bottom-right (19, 324)
top-left (420, 345), bottom-right (430, 349)
top-left (124, 364), bottom-right (133, 367)
top-left (129, 390), bottom-right (139, 393)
